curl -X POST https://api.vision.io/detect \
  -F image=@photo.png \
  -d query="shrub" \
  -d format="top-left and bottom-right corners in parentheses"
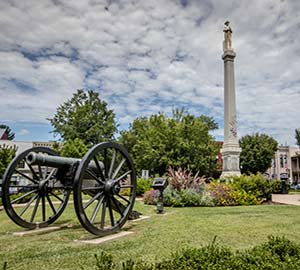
top-left (0, 144), bottom-right (17, 177)
top-left (91, 236), bottom-right (300, 270)
top-left (271, 179), bottom-right (283, 194)
top-left (136, 178), bottom-right (152, 196)
top-left (208, 182), bottom-right (260, 206)
top-left (143, 189), bottom-right (158, 205)
top-left (167, 167), bottom-right (205, 192)
top-left (163, 187), bottom-right (202, 207)
top-left (94, 251), bottom-right (114, 270)
top-left (232, 174), bottom-right (277, 200)
top-left (208, 182), bottom-right (236, 206)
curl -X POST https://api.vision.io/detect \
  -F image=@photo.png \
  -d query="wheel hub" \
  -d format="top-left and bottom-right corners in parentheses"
top-left (104, 180), bottom-right (120, 195)
top-left (38, 180), bottom-right (49, 195)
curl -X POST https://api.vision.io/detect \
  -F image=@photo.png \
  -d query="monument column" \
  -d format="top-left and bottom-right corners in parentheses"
top-left (221, 21), bottom-right (241, 177)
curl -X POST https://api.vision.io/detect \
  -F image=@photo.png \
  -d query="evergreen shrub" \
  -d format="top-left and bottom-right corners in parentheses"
top-left (91, 236), bottom-right (300, 270)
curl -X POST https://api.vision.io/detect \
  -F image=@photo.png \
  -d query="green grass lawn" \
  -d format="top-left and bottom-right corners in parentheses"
top-left (1, 202), bottom-right (300, 269)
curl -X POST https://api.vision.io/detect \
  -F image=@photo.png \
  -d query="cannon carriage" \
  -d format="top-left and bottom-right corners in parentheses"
top-left (1, 142), bottom-right (136, 236)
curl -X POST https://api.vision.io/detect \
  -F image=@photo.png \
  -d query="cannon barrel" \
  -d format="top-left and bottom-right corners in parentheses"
top-left (26, 152), bottom-right (80, 168)
top-left (26, 152), bottom-right (103, 171)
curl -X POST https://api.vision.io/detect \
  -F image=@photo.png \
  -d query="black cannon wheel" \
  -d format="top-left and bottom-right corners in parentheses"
top-left (73, 142), bottom-right (136, 236)
top-left (2, 147), bottom-right (70, 229)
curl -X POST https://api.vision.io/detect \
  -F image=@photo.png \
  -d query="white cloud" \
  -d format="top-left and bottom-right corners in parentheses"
top-left (0, 0), bottom-right (299, 144)
top-left (18, 129), bottom-right (30, 136)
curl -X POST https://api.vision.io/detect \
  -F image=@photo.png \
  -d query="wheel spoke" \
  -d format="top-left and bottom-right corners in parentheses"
top-left (112, 158), bottom-right (126, 180)
top-left (84, 192), bottom-right (103, 210)
top-left (100, 198), bottom-right (107, 228)
top-left (43, 166), bottom-right (48, 180)
top-left (19, 193), bottom-right (38, 217)
top-left (90, 196), bottom-right (104, 223)
top-left (38, 165), bottom-right (43, 180)
top-left (46, 194), bottom-right (57, 215)
top-left (30, 196), bottom-right (40, 223)
top-left (50, 192), bottom-right (64, 202)
top-left (25, 161), bottom-right (39, 181)
top-left (15, 170), bottom-right (37, 184)
top-left (111, 196), bottom-right (124, 217)
top-left (108, 149), bottom-right (116, 179)
top-left (120, 185), bottom-right (134, 189)
top-left (81, 186), bottom-right (103, 191)
top-left (93, 157), bottom-right (106, 183)
top-left (42, 196), bottom-right (46, 221)
top-left (116, 194), bottom-right (130, 204)
top-left (46, 168), bottom-right (56, 181)
top-left (8, 185), bottom-right (38, 188)
top-left (115, 170), bottom-right (132, 182)
top-left (107, 197), bottom-right (115, 226)
top-left (104, 149), bottom-right (109, 178)
top-left (11, 189), bottom-right (37, 204)
top-left (85, 169), bottom-right (103, 185)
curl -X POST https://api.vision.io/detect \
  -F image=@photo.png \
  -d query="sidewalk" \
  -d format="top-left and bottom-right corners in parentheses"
top-left (272, 194), bottom-right (300, 206)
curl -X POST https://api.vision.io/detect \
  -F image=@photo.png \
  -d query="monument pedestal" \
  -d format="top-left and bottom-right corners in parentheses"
top-left (220, 144), bottom-right (241, 178)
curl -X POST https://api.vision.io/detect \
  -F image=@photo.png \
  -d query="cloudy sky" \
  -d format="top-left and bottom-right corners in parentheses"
top-left (0, 0), bottom-right (299, 145)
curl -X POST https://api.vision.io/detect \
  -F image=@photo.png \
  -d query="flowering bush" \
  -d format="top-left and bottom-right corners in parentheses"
top-left (208, 182), bottom-right (260, 206)
top-left (143, 189), bottom-right (158, 205)
top-left (143, 170), bottom-right (266, 207)
top-left (232, 173), bottom-right (281, 201)
top-left (167, 167), bottom-right (206, 192)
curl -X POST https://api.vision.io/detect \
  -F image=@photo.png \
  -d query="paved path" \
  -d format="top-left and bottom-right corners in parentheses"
top-left (272, 194), bottom-right (300, 206)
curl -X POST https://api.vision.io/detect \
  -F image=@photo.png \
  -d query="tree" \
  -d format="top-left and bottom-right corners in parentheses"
top-left (0, 144), bottom-right (17, 177)
top-left (239, 133), bottom-right (278, 175)
top-left (119, 110), bottom-right (220, 176)
top-left (0, 125), bottom-right (15, 140)
top-left (60, 138), bottom-right (89, 158)
top-left (48, 90), bottom-right (117, 145)
top-left (295, 129), bottom-right (300, 148)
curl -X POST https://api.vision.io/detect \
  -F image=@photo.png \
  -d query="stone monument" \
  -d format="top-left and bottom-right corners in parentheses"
top-left (220, 21), bottom-right (241, 177)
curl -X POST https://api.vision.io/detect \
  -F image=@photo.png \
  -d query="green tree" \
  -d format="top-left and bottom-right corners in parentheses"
top-left (60, 138), bottom-right (89, 158)
top-left (239, 133), bottom-right (278, 175)
top-left (119, 110), bottom-right (220, 176)
top-left (0, 144), bottom-right (17, 177)
top-left (48, 90), bottom-right (117, 145)
top-left (295, 129), bottom-right (300, 148)
top-left (0, 125), bottom-right (15, 140)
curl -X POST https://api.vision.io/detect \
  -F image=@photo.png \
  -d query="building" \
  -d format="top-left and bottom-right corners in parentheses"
top-left (265, 146), bottom-right (300, 183)
top-left (0, 128), bottom-right (9, 140)
top-left (0, 140), bottom-right (56, 155)
top-left (291, 152), bottom-right (300, 183)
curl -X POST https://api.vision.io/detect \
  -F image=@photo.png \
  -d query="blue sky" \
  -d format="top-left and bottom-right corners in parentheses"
top-left (0, 0), bottom-right (299, 145)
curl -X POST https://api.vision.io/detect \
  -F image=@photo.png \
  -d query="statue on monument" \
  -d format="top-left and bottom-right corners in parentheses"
top-left (223, 21), bottom-right (232, 51)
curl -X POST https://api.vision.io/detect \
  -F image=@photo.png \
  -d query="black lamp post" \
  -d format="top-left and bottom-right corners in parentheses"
top-left (152, 178), bottom-right (168, 214)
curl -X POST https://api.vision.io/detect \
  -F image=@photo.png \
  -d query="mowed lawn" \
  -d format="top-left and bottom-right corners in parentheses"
top-left (1, 201), bottom-right (300, 269)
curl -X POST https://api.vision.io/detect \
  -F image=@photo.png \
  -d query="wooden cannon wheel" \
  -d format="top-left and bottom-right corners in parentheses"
top-left (73, 142), bottom-right (136, 236)
top-left (1, 147), bottom-right (70, 229)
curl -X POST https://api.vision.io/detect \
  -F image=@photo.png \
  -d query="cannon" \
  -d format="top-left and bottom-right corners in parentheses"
top-left (1, 142), bottom-right (136, 236)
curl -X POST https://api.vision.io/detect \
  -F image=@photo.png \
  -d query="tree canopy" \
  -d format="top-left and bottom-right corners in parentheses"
top-left (295, 129), bottom-right (300, 148)
top-left (59, 138), bottom-right (89, 158)
top-left (239, 133), bottom-right (278, 175)
top-left (48, 90), bottom-right (117, 145)
top-left (0, 144), bottom-right (17, 177)
top-left (119, 109), bottom-right (220, 176)
top-left (0, 125), bottom-right (15, 140)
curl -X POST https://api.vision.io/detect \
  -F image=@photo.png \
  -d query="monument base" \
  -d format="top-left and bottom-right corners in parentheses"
top-left (220, 143), bottom-right (241, 178)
